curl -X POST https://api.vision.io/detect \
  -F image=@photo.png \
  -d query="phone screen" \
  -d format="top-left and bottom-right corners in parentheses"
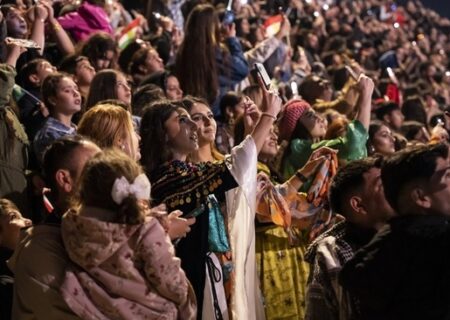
top-left (254, 63), bottom-right (271, 89)
top-left (184, 204), bottom-right (205, 218)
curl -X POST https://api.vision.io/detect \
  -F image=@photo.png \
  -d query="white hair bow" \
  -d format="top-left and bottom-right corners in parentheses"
top-left (111, 174), bottom-right (151, 205)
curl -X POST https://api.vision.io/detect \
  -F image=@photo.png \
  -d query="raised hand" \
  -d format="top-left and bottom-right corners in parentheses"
top-left (243, 97), bottom-right (261, 135)
top-left (257, 73), bottom-right (282, 117)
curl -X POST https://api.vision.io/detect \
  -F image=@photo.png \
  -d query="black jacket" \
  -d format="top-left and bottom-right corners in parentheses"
top-left (340, 214), bottom-right (450, 320)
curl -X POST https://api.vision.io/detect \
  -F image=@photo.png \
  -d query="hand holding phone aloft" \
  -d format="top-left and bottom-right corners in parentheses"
top-left (254, 63), bottom-right (272, 90)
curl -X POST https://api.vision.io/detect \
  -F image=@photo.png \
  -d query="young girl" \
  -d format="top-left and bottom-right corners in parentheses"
top-left (367, 121), bottom-right (396, 156)
top-left (216, 92), bottom-right (246, 155)
top-left (80, 32), bottom-right (117, 71)
top-left (85, 69), bottom-right (132, 111)
top-left (182, 96), bottom-right (231, 317)
top-left (33, 72), bottom-right (81, 163)
top-left (140, 80), bottom-right (281, 319)
top-left (0, 199), bottom-right (32, 320)
top-left (280, 75), bottom-right (374, 179)
top-left (60, 150), bottom-right (196, 319)
top-left (141, 71), bottom-right (184, 101)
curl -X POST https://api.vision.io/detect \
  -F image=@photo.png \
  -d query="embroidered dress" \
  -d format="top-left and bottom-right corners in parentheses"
top-left (150, 158), bottom-right (237, 320)
top-left (255, 163), bottom-right (309, 319)
top-left (150, 136), bottom-right (264, 320)
top-left (255, 156), bottom-right (338, 319)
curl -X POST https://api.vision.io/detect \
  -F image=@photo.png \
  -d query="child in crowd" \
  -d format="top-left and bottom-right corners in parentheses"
top-left (33, 72), bottom-right (81, 162)
top-left (60, 149), bottom-right (196, 319)
top-left (85, 69), bottom-right (132, 110)
top-left (0, 199), bottom-right (31, 320)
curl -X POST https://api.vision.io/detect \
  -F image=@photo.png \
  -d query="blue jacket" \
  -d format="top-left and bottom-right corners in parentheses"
top-left (213, 37), bottom-right (249, 116)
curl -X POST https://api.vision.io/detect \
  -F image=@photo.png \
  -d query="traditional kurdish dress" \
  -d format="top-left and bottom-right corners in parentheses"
top-left (255, 155), bottom-right (338, 320)
top-left (150, 136), bottom-right (264, 320)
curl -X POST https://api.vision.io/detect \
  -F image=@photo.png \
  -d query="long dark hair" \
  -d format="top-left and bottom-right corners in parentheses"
top-left (85, 69), bottom-right (121, 110)
top-left (175, 4), bottom-right (220, 104)
top-left (140, 100), bottom-right (180, 173)
top-left (80, 32), bottom-right (116, 70)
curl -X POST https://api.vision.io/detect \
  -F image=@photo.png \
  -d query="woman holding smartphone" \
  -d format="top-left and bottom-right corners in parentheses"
top-left (140, 79), bottom-right (281, 319)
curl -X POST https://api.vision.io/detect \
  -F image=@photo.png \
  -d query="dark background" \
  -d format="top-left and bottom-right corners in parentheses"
top-left (420, 0), bottom-right (450, 18)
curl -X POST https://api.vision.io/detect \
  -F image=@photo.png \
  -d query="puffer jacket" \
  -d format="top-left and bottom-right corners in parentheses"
top-left (61, 208), bottom-right (197, 320)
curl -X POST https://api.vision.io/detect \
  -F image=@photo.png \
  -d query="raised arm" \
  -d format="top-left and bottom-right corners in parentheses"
top-left (29, 4), bottom-right (48, 55)
top-left (1, 41), bottom-right (25, 107)
top-left (355, 74), bottom-right (374, 131)
top-left (43, 1), bottom-right (75, 55)
top-left (249, 76), bottom-right (282, 153)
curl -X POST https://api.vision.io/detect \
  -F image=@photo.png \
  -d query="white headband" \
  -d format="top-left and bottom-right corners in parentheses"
top-left (111, 174), bottom-right (151, 205)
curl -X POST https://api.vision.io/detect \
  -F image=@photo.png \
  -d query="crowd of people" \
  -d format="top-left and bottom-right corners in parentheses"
top-left (1, 0), bottom-right (450, 319)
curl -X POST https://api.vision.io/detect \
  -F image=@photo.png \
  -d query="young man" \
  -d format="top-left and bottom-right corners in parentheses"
top-left (305, 157), bottom-right (395, 320)
top-left (8, 136), bottom-right (101, 319)
top-left (340, 143), bottom-right (450, 319)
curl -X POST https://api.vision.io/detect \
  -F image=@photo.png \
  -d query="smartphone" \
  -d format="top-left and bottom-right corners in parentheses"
top-left (386, 67), bottom-right (398, 84)
top-left (153, 12), bottom-right (161, 20)
top-left (184, 204), bottom-right (205, 218)
top-left (254, 63), bottom-right (271, 90)
top-left (222, 10), bottom-right (235, 25)
top-left (222, 0), bottom-right (234, 25)
top-left (5, 37), bottom-right (41, 49)
top-left (290, 81), bottom-right (298, 96)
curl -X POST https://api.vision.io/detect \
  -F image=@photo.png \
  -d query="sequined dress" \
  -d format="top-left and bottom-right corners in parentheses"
top-left (150, 159), bottom-right (237, 319)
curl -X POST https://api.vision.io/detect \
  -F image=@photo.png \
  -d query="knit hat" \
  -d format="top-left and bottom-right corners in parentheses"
top-left (279, 99), bottom-right (311, 141)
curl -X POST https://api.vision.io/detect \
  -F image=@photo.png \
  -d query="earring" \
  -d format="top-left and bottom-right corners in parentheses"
top-left (120, 144), bottom-right (126, 150)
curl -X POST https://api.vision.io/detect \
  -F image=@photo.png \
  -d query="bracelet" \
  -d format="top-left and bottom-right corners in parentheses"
top-left (295, 171), bottom-right (308, 183)
top-left (261, 112), bottom-right (277, 121)
top-left (52, 22), bottom-right (62, 32)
